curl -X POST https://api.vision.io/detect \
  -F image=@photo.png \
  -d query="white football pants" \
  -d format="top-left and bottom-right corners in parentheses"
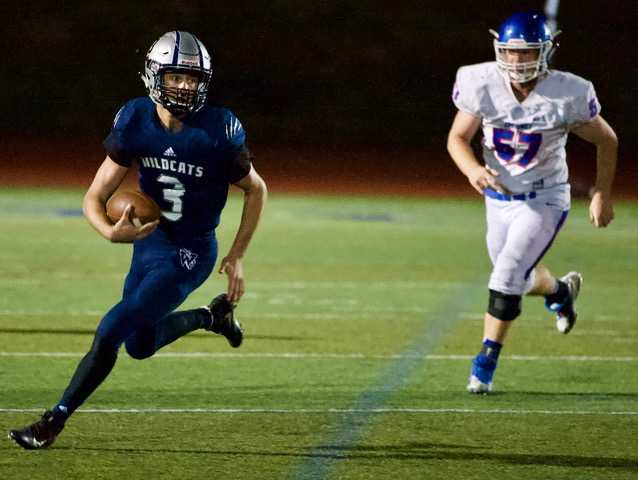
top-left (486, 184), bottom-right (570, 295)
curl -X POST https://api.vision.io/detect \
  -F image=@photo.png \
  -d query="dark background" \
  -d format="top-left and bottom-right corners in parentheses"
top-left (1, 0), bottom-right (636, 194)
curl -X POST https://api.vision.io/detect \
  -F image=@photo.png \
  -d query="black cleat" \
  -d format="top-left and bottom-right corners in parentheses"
top-left (8, 410), bottom-right (65, 450)
top-left (204, 294), bottom-right (243, 348)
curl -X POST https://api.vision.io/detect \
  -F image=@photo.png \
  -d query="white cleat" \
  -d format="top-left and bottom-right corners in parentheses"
top-left (555, 272), bottom-right (583, 334)
top-left (467, 375), bottom-right (492, 394)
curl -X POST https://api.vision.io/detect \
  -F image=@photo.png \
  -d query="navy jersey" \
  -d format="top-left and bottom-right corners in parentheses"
top-left (104, 97), bottom-right (250, 242)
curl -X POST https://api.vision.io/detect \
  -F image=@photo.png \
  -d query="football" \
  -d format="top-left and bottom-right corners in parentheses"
top-left (106, 190), bottom-right (161, 226)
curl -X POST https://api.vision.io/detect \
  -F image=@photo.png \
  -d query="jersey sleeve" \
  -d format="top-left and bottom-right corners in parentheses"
top-left (225, 146), bottom-right (254, 184)
top-left (569, 81), bottom-right (601, 125)
top-left (452, 66), bottom-right (482, 117)
top-left (103, 102), bottom-right (137, 167)
top-left (221, 110), bottom-right (251, 183)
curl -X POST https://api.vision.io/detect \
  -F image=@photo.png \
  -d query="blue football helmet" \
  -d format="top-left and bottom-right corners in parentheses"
top-left (141, 31), bottom-right (213, 115)
top-left (489, 12), bottom-right (558, 83)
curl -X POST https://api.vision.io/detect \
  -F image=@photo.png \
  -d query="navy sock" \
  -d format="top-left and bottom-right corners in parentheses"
top-left (152, 308), bottom-right (210, 351)
top-left (50, 405), bottom-right (69, 424)
top-left (124, 308), bottom-right (210, 359)
top-left (545, 280), bottom-right (569, 306)
top-left (479, 339), bottom-right (503, 361)
top-left (56, 335), bottom-right (118, 417)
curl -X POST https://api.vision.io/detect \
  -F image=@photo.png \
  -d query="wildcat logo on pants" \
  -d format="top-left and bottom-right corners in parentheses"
top-left (179, 248), bottom-right (198, 270)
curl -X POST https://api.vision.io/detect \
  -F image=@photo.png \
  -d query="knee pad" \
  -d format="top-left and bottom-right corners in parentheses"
top-left (488, 289), bottom-right (521, 321)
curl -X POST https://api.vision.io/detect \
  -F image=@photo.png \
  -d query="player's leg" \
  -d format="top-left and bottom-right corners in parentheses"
top-left (468, 198), bottom-right (567, 393)
top-left (481, 196), bottom-right (513, 342)
top-left (122, 267), bottom-right (212, 359)
top-left (125, 288), bottom-right (243, 357)
top-left (524, 185), bottom-right (581, 332)
top-left (124, 240), bottom-right (243, 357)
top-left (51, 237), bottom-right (178, 417)
top-left (467, 198), bottom-right (512, 393)
top-left (468, 291), bottom-right (521, 394)
top-left (8, 231), bottom-right (175, 449)
top-left (117, 233), bottom-right (217, 359)
top-left (7, 264), bottom-right (146, 449)
top-left (6, 331), bottom-right (118, 449)
top-left (527, 264), bottom-right (582, 334)
top-left (527, 264), bottom-right (555, 295)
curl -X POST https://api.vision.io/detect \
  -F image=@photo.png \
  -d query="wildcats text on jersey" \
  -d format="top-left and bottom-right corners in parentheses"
top-left (140, 157), bottom-right (204, 177)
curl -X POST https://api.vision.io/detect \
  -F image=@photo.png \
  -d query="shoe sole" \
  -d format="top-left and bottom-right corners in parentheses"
top-left (7, 431), bottom-right (46, 450)
top-left (226, 320), bottom-right (244, 348)
top-left (467, 375), bottom-right (492, 394)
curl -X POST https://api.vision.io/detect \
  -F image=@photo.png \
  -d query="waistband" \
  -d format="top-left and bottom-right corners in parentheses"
top-left (484, 188), bottom-right (537, 201)
top-left (141, 225), bottom-right (217, 253)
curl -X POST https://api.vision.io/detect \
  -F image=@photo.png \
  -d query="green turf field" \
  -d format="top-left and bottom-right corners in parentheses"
top-left (1, 187), bottom-right (637, 479)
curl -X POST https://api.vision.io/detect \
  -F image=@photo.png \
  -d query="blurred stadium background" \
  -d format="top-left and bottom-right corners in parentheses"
top-left (1, 0), bottom-right (636, 195)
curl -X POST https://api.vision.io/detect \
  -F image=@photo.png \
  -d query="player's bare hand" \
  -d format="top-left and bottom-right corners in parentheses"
top-left (589, 190), bottom-right (614, 228)
top-left (219, 255), bottom-right (245, 304)
top-left (109, 204), bottom-right (159, 243)
top-left (467, 165), bottom-right (511, 195)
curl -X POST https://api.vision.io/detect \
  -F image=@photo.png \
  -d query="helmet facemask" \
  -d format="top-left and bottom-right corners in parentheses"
top-left (492, 37), bottom-right (553, 83)
top-left (155, 67), bottom-right (210, 115)
top-left (141, 31), bottom-right (213, 115)
top-left (489, 12), bottom-right (558, 84)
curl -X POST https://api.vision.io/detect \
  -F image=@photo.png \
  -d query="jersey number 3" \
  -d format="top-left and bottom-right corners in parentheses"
top-left (157, 175), bottom-right (185, 221)
top-left (493, 128), bottom-right (542, 167)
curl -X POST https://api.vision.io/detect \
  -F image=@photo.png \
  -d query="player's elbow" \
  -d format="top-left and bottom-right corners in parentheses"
top-left (593, 130), bottom-right (619, 159)
top-left (257, 176), bottom-right (268, 197)
top-left (252, 178), bottom-right (268, 209)
top-left (446, 133), bottom-right (455, 155)
top-left (82, 189), bottom-right (103, 218)
top-left (248, 173), bottom-right (268, 200)
top-left (604, 128), bottom-right (618, 149)
top-left (81, 190), bottom-right (95, 219)
top-left (446, 132), bottom-right (466, 156)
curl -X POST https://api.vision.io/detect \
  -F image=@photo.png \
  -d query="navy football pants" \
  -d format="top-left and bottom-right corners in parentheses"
top-left (97, 228), bottom-right (217, 354)
top-left (57, 229), bottom-right (217, 415)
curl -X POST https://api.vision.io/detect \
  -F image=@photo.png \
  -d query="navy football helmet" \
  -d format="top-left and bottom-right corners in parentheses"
top-left (490, 12), bottom-right (558, 83)
top-left (141, 31), bottom-right (213, 115)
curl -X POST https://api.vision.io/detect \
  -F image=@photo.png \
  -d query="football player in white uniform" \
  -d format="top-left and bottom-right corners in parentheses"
top-left (447, 11), bottom-right (617, 394)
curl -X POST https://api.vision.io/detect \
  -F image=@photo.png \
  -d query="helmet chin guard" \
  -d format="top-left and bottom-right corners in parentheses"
top-left (141, 31), bottom-right (213, 115)
top-left (490, 12), bottom-right (558, 83)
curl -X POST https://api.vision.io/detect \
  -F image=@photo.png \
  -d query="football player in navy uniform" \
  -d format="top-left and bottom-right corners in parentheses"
top-left (9, 31), bottom-right (267, 449)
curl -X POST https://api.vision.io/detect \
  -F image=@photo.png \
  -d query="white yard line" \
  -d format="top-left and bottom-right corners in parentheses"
top-left (0, 310), bottom-right (103, 316)
top-left (0, 310), bottom-right (623, 322)
top-left (0, 351), bottom-right (636, 361)
top-left (0, 407), bottom-right (636, 416)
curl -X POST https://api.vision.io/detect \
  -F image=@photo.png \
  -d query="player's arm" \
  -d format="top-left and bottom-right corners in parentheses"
top-left (571, 115), bottom-right (618, 227)
top-left (447, 110), bottom-right (508, 194)
top-left (83, 156), bottom-right (158, 242)
top-left (218, 165), bottom-right (268, 304)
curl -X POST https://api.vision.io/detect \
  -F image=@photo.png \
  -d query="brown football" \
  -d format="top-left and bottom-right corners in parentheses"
top-left (106, 190), bottom-right (161, 226)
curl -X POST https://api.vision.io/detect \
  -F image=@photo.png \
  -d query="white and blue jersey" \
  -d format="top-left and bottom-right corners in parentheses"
top-left (104, 97), bottom-right (251, 242)
top-left (452, 62), bottom-right (600, 193)
top-left (451, 62), bottom-right (600, 295)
